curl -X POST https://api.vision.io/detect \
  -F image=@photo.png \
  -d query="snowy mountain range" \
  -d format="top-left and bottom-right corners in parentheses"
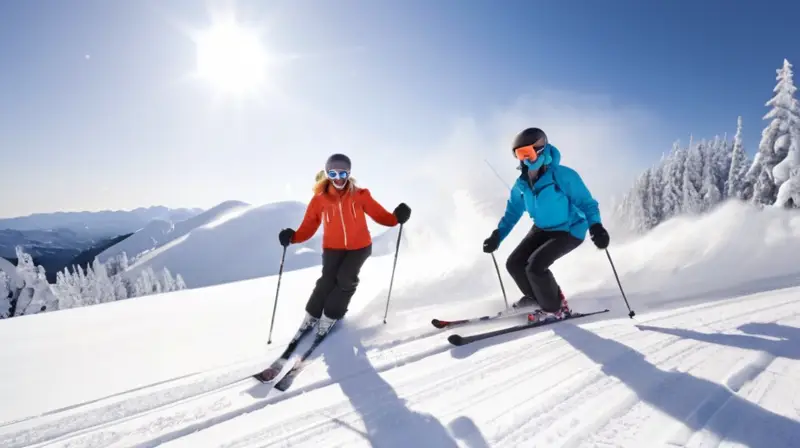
top-left (0, 206), bottom-right (204, 281)
top-left (0, 206), bottom-right (203, 234)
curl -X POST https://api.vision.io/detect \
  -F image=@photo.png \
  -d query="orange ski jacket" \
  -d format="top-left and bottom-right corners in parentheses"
top-left (292, 182), bottom-right (398, 250)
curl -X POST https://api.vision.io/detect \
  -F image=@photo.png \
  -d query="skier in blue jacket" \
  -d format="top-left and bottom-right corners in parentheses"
top-left (482, 127), bottom-right (610, 322)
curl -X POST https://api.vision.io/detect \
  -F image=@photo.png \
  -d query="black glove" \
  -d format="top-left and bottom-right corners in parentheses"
top-left (393, 203), bottom-right (411, 224)
top-left (483, 229), bottom-right (501, 253)
top-left (278, 228), bottom-right (295, 247)
top-left (589, 223), bottom-right (609, 249)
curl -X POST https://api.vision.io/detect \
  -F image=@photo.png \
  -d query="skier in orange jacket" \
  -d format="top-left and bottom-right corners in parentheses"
top-left (279, 153), bottom-right (410, 335)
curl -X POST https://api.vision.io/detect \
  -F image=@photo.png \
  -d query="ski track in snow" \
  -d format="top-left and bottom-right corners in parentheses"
top-left (3, 291), bottom-right (799, 447)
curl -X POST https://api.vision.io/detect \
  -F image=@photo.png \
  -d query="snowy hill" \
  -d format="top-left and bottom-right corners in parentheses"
top-left (97, 200), bottom-right (250, 265)
top-left (1, 199), bottom-right (799, 447)
top-left (117, 200), bottom-right (403, 289)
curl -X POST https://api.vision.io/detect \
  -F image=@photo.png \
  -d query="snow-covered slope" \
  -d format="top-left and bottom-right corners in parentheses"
top-left (1, 199), bottom-right (799, 447)
top-left (97, 200), bottom-right (250, 264)
top-left (119, 200), bottom-right (403, 289)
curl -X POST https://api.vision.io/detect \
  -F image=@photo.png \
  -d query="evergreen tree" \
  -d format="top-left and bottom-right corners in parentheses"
top-left (699, 138), bottom-right (723, 210)
top-left (0, 271), bottom-right (9, 318)
top-left (727, 116), bottom-right (751, 199)
top-left (647, 162), bottom-right (665, 225)
top-left (661, 142), bottom-right (685, 219)
top-left (630, 169), bottom-right (654, 231)
top-left (682, 142), bottom-right (704, 214)
top-left (775, 166), bottom-right (800, 207)
top-left (748, 59), bottom-right (800, 206)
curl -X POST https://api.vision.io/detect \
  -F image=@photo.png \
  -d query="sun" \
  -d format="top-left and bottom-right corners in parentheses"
top-left (194, 20), bottom-right (269, 96)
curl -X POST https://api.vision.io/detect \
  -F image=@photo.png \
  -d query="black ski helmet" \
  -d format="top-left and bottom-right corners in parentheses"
top-left (511, 128), bottom-right (548, 154)
top-left (325, 153), bottom-right (351, 171)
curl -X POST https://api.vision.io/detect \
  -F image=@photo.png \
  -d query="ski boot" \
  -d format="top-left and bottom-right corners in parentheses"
top-left (527, 308), bottom-right (567, 323)
top-left (527, 291), bottom-right (571, 323)
top-left (512, 295), bottom-right (538, 310)
top-left (297, 312), bottom-right (319, 332)
top-left (254, 312), bottom-right (319, 383)
top-left (316, 314), bottom-right (337, 336)
top-left (558, 290), bottom-right (572, 317)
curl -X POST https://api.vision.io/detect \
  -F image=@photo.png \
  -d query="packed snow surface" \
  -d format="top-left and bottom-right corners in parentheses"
top-left (1, 199), bottom-right (799, 447)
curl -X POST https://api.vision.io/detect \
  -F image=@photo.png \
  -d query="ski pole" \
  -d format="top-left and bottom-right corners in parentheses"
top-left (267, 245), bottom-right (288, 344)
top-left (604, 248), bottom-right (635, 318)
top-left (490, 252), bottom-right (509, 309)
top-left (383, 223), bottom-right (404, 324)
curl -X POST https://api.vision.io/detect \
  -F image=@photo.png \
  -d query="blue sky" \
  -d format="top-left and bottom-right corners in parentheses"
top-left (1, 0), bottom-right (799, 218)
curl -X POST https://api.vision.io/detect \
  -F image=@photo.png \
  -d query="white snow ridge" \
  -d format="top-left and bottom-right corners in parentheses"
top-left (1, 199), bottom-right (800, 447)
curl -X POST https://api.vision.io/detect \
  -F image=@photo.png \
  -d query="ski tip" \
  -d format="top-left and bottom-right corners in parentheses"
top-left (447, 334), bottom-right (465, 346)
top-left (431, 319), bottom-right (449, 329)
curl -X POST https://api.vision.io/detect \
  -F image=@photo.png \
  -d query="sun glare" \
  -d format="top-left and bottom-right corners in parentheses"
top-left (194, 21), bottom-right (269, 96)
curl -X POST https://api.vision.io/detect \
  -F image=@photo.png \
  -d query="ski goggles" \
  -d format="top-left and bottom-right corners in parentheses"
top-left (514, 144), bottom-right (546, 162)
top-left (327, 169), bottom-right (350, 180)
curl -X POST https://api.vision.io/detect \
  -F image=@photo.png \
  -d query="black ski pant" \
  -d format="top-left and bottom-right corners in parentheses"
top-left (505, 225), bottom-right (583, 313)
top-left (305, 244), bottom-right (372, 320)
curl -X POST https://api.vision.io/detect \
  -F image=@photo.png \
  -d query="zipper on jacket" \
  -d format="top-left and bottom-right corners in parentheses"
top-left (338, 200), bottom-right (348, 248)
top-left (351, 202), bottom-right (356, 218)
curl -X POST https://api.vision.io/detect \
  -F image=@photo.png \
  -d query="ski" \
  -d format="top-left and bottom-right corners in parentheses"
top-left (253, 324), bottom-right (315, 383)
top-left (431, 304), bottom-right (540, 329)
top-left (447, 309), bottom-right (610, 346)
top-left (273, 329), bottom-right (334, 392)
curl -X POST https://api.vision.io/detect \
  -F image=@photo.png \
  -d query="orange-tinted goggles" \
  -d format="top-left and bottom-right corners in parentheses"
top-left (514, 144), bottom-right (546, 162)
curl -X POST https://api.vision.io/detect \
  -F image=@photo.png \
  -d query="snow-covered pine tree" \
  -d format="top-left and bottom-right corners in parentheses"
top-left (91, 258), bottom-right (118, 304)
top-left (769, 63), bottom-right (800, 209)
top-left (10, 247), bottom-right (58, 316)
top-left (614, 164), bottom-right (659, 232)
top-left (713, 134), bottom-right (732, 197)
top-left (175, 274), bottom-right (187, 290)
top-left (682, 141), bottom-right (704, 214)
top-left (612, 189), bottom-right (636, 232)
top-left (775, 166), bottom-right (800, 207)
top-left (1, 247), bottom-right (189, 319)
top-left (0, 271), bottom-right (10, 318)
top-left (727, 116), bottom-right (751, 199)
top-left (661, 142), bottom-right (686, 220)
top-left (133, 267), bottom-right (156, 296)
top-left (160, 267), bottom-right (177, 292)
top-left (647, 162), bottom-right (665, 226)
top-left (55, 268), bottom-right (82, 309)
top-left (699, 137), bottom-right (723, 210)
top-left (748, 59), bottom-right (800, 206)
top-left (632, 169), bottom-right (654, 231)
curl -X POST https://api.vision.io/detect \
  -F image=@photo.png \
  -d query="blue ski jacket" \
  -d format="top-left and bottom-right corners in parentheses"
top-left (496, 144), bottom-right (602, 243)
